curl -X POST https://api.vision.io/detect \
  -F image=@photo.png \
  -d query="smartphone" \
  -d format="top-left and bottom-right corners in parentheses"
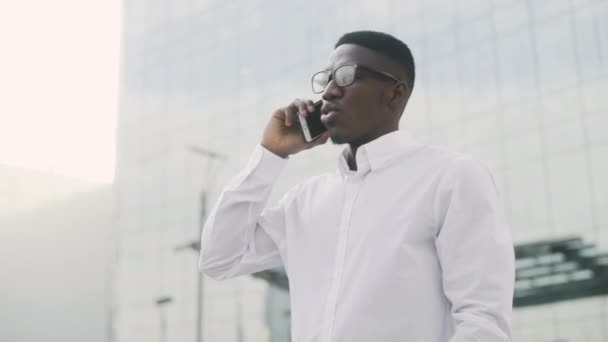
top-left (298, 100), bottom-right (327, 142)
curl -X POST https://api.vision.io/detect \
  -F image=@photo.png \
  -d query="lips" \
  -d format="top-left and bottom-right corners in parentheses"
top-left (321, 111), bottom-right (339, 126)
top-left (321, 103), bottom-right (340, 126)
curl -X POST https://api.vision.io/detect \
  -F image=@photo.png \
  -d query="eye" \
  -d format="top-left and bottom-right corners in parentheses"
top-left (312, 71), bottom-right (331, 93)
top-left (315, 72), bottom-right (329, 84)
top-left (334, 65), bottom-right (356, 86)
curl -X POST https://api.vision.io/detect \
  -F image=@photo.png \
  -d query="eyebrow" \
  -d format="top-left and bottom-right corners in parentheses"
top-left (323, 61), bottom-right (355, 71)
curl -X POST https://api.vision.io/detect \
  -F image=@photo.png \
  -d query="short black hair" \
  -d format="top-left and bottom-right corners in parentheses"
top-left (335, 31), bottom-right (415, 91)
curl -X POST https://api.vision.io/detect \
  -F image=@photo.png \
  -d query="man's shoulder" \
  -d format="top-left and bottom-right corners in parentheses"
top-left (408, 142), bottom-right (491, 184)
top-left (417, 144), bottom-right (495, 191)
top-left (410, 142), bottom-right (475, 167)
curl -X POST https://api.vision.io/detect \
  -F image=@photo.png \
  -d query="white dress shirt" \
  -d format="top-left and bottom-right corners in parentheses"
top-left (199, 130), bottom-right (515, 342)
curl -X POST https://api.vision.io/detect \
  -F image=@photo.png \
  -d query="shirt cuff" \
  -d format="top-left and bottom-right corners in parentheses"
top-left (244, 144), bottom-right (289, 183)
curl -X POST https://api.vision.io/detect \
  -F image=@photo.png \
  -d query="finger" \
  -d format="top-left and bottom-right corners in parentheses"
top-left (288, 98), bottom-right (306, 118)
top-left (310, 131), bottom-right (330, 147)
top-left (298, 102), bottom-right (308, 118)
top-left (288, 98), bottom-right (304, 121)
top-left (306, 99), bottom-right (315, 113)
top-left (284, 105), bottom-right (297, 127)
top-left (319, 131), bottom-right (330, 144)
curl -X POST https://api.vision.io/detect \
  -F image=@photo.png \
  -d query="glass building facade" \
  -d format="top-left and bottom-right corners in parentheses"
top-left (114, 0), bottom-right (608, 341)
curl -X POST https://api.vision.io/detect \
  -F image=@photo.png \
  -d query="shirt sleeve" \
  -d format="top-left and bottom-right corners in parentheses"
top-left (434, 156), bottom-right (515, 342)
top-left (198, 145), bottom-right (297, 280)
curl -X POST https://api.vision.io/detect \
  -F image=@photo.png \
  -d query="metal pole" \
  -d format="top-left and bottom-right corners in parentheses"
top-left (160, 308), bottom-right (167, 342)
top-left (156, 296), bottom-right (173, 342)
top-left (196, 191), bottom-right (207, 342)
top-left (196, 267), bottom-right (203, 342)
top-left (184, 145), bottom-right (226, 342)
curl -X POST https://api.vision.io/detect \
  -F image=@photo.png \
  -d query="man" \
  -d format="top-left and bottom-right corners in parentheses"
top-left (199, 31), bottom-right (515, 342)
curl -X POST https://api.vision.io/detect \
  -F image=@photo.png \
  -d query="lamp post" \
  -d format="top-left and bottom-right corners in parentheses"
top-left (155, 296), bottom-right (173, 342)
top-left (174, 145), bottom-right (226, 342)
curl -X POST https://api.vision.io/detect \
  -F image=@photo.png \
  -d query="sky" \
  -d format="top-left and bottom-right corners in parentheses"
top-left (0, 1), bottom-right (121, 183)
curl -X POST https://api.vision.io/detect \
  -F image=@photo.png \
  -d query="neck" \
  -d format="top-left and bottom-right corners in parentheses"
top-left (346, 145), bottom-right (358, 171)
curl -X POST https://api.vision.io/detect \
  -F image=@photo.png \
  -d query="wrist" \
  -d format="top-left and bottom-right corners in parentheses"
top-left (260, 143), bottom-right (289, 159)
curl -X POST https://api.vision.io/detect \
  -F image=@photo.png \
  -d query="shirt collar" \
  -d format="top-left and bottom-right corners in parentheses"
top-left (337, 130), bottom-right (421, 176)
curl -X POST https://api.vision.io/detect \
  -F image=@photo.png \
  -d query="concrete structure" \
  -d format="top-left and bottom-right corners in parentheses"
top-left (0, 164), bottom-right (103, 218)
top-left (0, 167), bottom-right (114, 342)
top-left (115, 1), bottom-right (608, 341)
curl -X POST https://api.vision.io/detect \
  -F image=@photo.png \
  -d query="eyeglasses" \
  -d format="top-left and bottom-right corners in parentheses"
top-left (311, 64), bottom-right (402, 94)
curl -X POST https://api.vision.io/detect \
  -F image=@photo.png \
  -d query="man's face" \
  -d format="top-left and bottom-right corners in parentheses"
top-left (320, 44), bottom-right (404, 147)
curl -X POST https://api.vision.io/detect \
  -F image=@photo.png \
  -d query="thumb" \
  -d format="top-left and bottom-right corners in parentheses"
top-left (309, 131), bottom-right (330, 148)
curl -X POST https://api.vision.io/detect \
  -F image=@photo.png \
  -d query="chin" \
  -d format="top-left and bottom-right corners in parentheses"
top-left (328, 130), bottom-right (349, 145)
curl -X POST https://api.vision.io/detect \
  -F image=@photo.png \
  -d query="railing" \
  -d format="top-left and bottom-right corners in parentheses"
top-left (514, 236), bottom-right (608, 307)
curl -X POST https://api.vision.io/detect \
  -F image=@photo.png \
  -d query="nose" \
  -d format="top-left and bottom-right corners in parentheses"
top-left (321, 79), bottom-right (344, 102)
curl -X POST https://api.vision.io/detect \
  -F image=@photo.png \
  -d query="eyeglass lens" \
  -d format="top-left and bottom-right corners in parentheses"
top-left (312, 65), bottom-right (356, 93)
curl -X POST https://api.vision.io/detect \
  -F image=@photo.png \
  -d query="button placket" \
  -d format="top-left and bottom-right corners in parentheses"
top-left (319, 174), bottom-right (363, 342)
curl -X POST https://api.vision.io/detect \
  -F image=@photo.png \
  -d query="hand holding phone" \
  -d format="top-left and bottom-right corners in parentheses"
top-left (261, 99), bottom-right (330, 158)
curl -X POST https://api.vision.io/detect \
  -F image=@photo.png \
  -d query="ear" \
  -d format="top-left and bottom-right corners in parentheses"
top-left (388, 82), bottom-right (410, 112)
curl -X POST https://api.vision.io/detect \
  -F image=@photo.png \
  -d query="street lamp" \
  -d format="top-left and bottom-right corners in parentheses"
top-left (174, 145), bottom-right (226, 342)
top-left (155, 296), bottom-right (173, 342)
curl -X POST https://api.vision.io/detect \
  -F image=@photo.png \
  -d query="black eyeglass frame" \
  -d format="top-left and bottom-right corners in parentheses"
top-left (311, 64), bottom-right (404, 94)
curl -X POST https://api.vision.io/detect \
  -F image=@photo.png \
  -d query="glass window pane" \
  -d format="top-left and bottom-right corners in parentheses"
top-left (460, 43), bottom-right (499, 114)
top-left (547, 152), bottom-right (593, 236)
top-left (506, 160), bottom-right (551, 241)
top-left (496, 30), bottom-right (536, 104)
top-left (494, 1), bottom-right (529, 35)
top-left (535, 16), bottom-right (577, 93)
top-left (426, 58), bottom-right (461, 125)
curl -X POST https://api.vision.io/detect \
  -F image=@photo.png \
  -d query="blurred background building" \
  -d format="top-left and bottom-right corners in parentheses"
top-left (114, 0), bottom-right (608, 341)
